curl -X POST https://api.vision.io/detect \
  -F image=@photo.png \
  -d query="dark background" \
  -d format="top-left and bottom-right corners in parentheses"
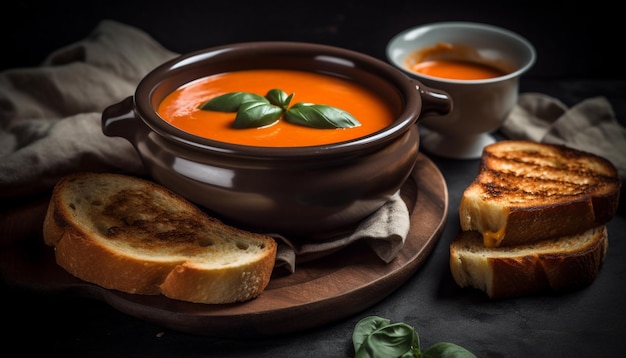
top-left (2, 0), bottom-right (623, 80)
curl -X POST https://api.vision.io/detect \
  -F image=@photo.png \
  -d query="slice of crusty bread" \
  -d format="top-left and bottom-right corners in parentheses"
top-left (459, 140), bottom-right (621, 247)
top-left (43, 172), bottom-right (277, 304)
top-left (449, 226), bottom-right (608, 299)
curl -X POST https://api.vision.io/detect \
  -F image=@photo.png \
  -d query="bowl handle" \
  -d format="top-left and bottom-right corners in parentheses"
top-left (413, 80), bottom-right (452, 118)
top-left (101, 96), bottom-right (143, 141)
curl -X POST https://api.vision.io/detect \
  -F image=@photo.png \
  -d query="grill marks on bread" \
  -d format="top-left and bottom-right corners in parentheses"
top-left (65, 179), bottom-right (264, 260)
top-left (479, 148), bottom-right (617, 203)
top-left (100, 189), bottom-right (213, 246)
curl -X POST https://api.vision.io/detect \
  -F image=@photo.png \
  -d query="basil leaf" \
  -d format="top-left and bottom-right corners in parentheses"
top-left (285, 102), bottom-right (361, 129)
top-left (422, 342), bottom-right (477, 358)
top-left (354, 322), bottom-right (419, 358)
top-left (353, 316), bottom-right (393, 353)
top-left (199, 92), bottom-right (268, 112)
top-left (233, 101), bottom-right (283, 128)
top-left (352, 316), bottom-right (476, 358)
top-left (266, 89), bottom-right (294, 110)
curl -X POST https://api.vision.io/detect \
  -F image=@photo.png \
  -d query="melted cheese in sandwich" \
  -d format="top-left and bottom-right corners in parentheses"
top-left (483, 224), bottom-right (507, 248)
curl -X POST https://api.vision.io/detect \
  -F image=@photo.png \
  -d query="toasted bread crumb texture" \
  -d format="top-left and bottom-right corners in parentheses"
top-left (43, 172), bottom-right (277, 304)
top-left (459, 140), bottom-right (621, 247)
top-left (450, 226), bottom-right (608, 299)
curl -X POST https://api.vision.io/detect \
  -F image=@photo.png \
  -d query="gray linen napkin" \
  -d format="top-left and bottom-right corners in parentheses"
top-left (274, 191), bottom-right (410, 273)
top-left (0, 20), bottom-right (410, 273)
top-left (0, 20), bottom-right (177, 196)
top-left (502, 92), bottom-right (626, 179)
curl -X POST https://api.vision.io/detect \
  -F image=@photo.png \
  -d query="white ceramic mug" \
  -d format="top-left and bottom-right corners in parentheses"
top-left (387, 22), bottom-right (536, 159)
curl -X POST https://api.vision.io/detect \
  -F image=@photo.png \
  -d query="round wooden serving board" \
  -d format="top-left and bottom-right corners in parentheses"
top-left (0, 153), bottom-right (448, 337)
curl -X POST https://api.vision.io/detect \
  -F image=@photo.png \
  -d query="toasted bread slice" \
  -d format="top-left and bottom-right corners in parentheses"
top-left (449, 226), bottom-right (608, 299)
top-left (43, 172), bottom-right (277, 304)
top-left (459, 140), bottom-right (620, 247)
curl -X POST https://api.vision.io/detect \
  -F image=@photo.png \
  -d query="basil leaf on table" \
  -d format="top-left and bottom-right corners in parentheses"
top-left (353, 316), bottom-right (419, 358)
top-left (352, 315), bottom-right (392, 350)
top-left (285, 102), bottom-right (361, 129)
top-left (199, 92), bottom-right (268, 112)
top-left (352, 316), bottom-right (476, 358)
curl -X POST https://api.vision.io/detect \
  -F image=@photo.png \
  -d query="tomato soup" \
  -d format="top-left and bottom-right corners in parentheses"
top-left (409, 59), bottom-right (506, 80)
top-left (157, 69), bottom-right (397, 147)
top-left (404, 42), bottom-right (510, 80)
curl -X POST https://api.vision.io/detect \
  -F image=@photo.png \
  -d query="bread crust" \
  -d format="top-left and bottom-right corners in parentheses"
top-left (43, 172), bottom-right (277, 304)
top-left (449, 226), bottom-right (608, 299)
top-left (459, 140), bottom-right (621, 247)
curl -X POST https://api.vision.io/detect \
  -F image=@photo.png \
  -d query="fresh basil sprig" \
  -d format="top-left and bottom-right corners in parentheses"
top-left (352, 316), bottom-right (477, 358)
top-left (199, 88), bottom-right (361, 129)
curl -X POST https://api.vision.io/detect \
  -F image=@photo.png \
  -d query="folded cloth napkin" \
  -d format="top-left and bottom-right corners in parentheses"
top-left (502, 92), bottom-right (626, 180)
top-left (273, 191), bottom-right (410, 273)
top-left (0, 20), bottom-right (410, 273)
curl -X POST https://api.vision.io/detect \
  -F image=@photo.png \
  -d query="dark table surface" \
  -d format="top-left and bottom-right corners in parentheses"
top-left (2, 1), bottom-right (625, 357)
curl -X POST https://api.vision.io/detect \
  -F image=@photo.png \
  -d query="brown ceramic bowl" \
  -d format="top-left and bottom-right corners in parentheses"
top-left (101, 41), bottom-right (451, 240)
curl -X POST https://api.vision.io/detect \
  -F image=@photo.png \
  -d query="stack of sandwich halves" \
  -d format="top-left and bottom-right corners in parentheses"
top-left (449, 140), bottom-right (621, 299)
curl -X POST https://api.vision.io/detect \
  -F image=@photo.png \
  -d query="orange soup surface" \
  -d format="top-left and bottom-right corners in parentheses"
top-left (157, 69), bottom-right (397, 147)
top-left (409, 59), bottom-right (506, 80)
